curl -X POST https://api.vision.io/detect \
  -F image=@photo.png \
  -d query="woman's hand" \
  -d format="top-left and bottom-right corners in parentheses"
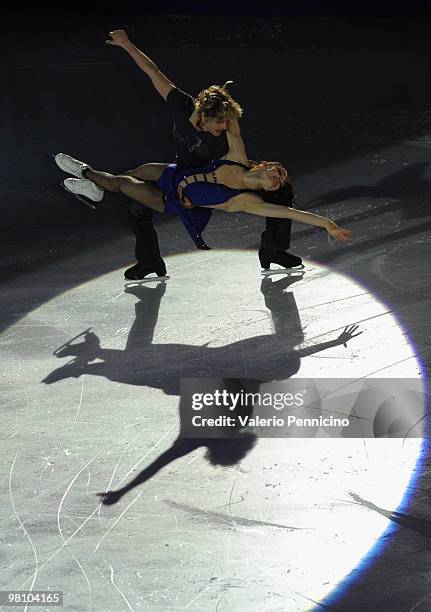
top-left (105, 29), bottom-right (131, 48)
top-left (327, 221), bottom-right (352, 242)
top-left (336, 324), bottom-right (362, 347)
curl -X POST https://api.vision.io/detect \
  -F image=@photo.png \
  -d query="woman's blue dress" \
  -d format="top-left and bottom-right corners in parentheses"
top-left (156, 159), bottom-right (251, 249)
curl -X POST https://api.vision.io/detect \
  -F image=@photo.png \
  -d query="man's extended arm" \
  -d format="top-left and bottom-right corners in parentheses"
top-left (224, 119), bottom-right (248, 165)
top-left (106, 29), bottom-right (175, 100)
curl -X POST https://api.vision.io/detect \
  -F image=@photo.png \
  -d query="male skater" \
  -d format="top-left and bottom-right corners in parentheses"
top-left (57, 29), bottom-right (302, 279)
top-left (106, 30), bottom-right (302, 279)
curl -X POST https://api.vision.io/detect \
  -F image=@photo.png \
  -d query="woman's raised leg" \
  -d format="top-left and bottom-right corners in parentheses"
top-left (84, 167), bottom-right (165, 213)
top-left (123, 162), bottom-right (169, 182)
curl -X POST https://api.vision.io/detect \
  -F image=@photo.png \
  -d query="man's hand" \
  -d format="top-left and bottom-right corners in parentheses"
top-left (104, 30), bottom-right (174, 99)
top-left (106, 29), bottom-right (131, 48)
top-left (177, 185), bottom-right (194, 208)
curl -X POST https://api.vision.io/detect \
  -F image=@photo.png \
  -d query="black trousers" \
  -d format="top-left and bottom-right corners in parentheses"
top-left (261, 218), bottom-right (292, 251)
top-left (129, 202), bottom-right (292, 264)
top-left (128, 201), bottom-right (163, 265)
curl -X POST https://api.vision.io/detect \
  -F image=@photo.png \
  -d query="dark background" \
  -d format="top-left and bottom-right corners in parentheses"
top-left (4, 1), bottom-right (431, 16)
top-left (2, 5), bottom-right (431, 276)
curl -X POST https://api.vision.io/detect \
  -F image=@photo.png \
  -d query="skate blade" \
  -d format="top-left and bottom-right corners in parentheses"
top-left (261, 266), bottom-right (305, 276)
top-left (124, 276), bottom-right (170, 286)
top-left (60, 181), bottom-right (96, 211)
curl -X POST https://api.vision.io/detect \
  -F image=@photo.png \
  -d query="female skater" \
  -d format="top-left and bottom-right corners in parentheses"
top-left (55, 120), bottom-right (351, 276)
top-left (101, 28), bottom-right (301, 277)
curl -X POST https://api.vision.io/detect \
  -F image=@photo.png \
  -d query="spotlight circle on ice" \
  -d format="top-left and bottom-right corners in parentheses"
top-left (3, 249), bottom-right (425, 611)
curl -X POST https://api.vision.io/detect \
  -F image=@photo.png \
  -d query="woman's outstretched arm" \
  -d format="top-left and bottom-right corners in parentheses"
top-left (231, 194), bottom-right (352, 241)
top-left (106, 29), bottom-right (175, 100)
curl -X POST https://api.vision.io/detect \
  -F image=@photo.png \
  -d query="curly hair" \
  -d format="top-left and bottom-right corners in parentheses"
top-left (194, 81), bottom-right (243, 121)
